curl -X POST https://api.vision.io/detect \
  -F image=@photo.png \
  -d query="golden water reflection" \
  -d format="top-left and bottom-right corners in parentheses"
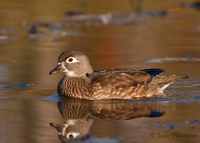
top-left (0, 0), bottom-right (200, 142)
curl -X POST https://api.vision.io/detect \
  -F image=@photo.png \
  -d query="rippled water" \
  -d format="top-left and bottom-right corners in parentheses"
top-left (0, 0), bottom-right (200, 143)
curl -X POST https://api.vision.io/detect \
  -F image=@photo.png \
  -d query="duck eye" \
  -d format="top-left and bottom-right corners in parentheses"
top-left (67, 58), bottom-right (73, 62)
top-left (66, 132), bottom-right (80, 139)
top-left (66, 57), bottom-right (80, 63)
top-left (67, 134), bottom-right (73, 139)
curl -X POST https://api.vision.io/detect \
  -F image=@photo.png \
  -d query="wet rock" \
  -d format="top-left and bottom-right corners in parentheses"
top-left (147, 120), bottom-right (199, 130)
top-left (193, 26), bottom-right (200, 30)
top-left (4, 83), bottom-right (30, 88)
top-left (137, 10), bottom-right (167, 18)
top-left (53, 38), bottom-right (60, 42)
top-left (28, 25), bottom-right (37, 34)
top-left (144, 57), bottom-right (200, 63)
top-left (36, 21), bottom-right (49, 27)
top-left (193, 96), bottom-right (200, 99)
top-left (181, 2), bottom-right (200, 9)
top-left (48, 23), bottom-right (67, 30)
top-left (0, 29), bottom-right (9, 35)
top-left (63, 10), bottom-right (167, 26)
top-left (0, 35), bottom-right (9, 40)
top-left (65, 9), bottom-right (84, 16)
top-left (188, 120), bottom-right (199, 125)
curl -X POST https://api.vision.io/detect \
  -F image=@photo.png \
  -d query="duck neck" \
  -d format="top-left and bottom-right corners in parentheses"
top-left (66, 72), bottom-right (92, 83)
top-left (58, 75), bottom-right (92, 98)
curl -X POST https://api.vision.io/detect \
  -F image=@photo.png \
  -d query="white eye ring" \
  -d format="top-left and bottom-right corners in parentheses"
top-left (66, 132), bottom-right (80, 139)
top-left (66, 57), bottom-right (79, 63)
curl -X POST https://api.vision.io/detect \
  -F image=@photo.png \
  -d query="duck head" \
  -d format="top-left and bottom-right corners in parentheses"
top-left (49, 50), bottom-right (93, 78)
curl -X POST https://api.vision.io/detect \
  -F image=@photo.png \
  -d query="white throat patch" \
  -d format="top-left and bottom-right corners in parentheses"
top-left (59, 62), bottom-right (77, 77)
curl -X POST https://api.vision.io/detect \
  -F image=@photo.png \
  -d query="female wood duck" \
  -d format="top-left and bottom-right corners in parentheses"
top-left (49, 50), bottom-right (188, 100)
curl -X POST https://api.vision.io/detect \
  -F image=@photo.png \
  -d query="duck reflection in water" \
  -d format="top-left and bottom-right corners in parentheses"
top-left (50, 98), bottom-right (165, 142)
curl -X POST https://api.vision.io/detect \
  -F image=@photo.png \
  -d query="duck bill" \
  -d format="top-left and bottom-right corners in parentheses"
top-left (49, 122), bottom-right (64, 133)
top-left (49, 65), bottom-right (64, 75)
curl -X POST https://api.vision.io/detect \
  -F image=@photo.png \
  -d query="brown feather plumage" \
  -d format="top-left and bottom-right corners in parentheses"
top-left (49, 50), bottom-right (188, 100)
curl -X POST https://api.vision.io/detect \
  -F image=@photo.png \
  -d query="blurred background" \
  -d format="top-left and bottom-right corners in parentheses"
top-left (0, 0), bottom-right (200, 143)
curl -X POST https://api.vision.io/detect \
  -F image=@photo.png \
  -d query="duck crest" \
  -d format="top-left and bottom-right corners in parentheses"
top-left (49, 50), bottom-right (188, 100)
top-left (58, 50), bottom-right (85, 63)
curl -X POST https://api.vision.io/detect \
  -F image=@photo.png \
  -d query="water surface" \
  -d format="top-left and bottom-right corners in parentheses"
top-left (0, 0), bottom-right (200, 142)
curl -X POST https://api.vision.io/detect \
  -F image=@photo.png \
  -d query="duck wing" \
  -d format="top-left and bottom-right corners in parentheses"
top-left (89, 68), bottom-right (164, 89)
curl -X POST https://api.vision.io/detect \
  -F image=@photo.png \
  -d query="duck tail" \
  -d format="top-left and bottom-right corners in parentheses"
top-left (147, 74), bottom-right (188, 95)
